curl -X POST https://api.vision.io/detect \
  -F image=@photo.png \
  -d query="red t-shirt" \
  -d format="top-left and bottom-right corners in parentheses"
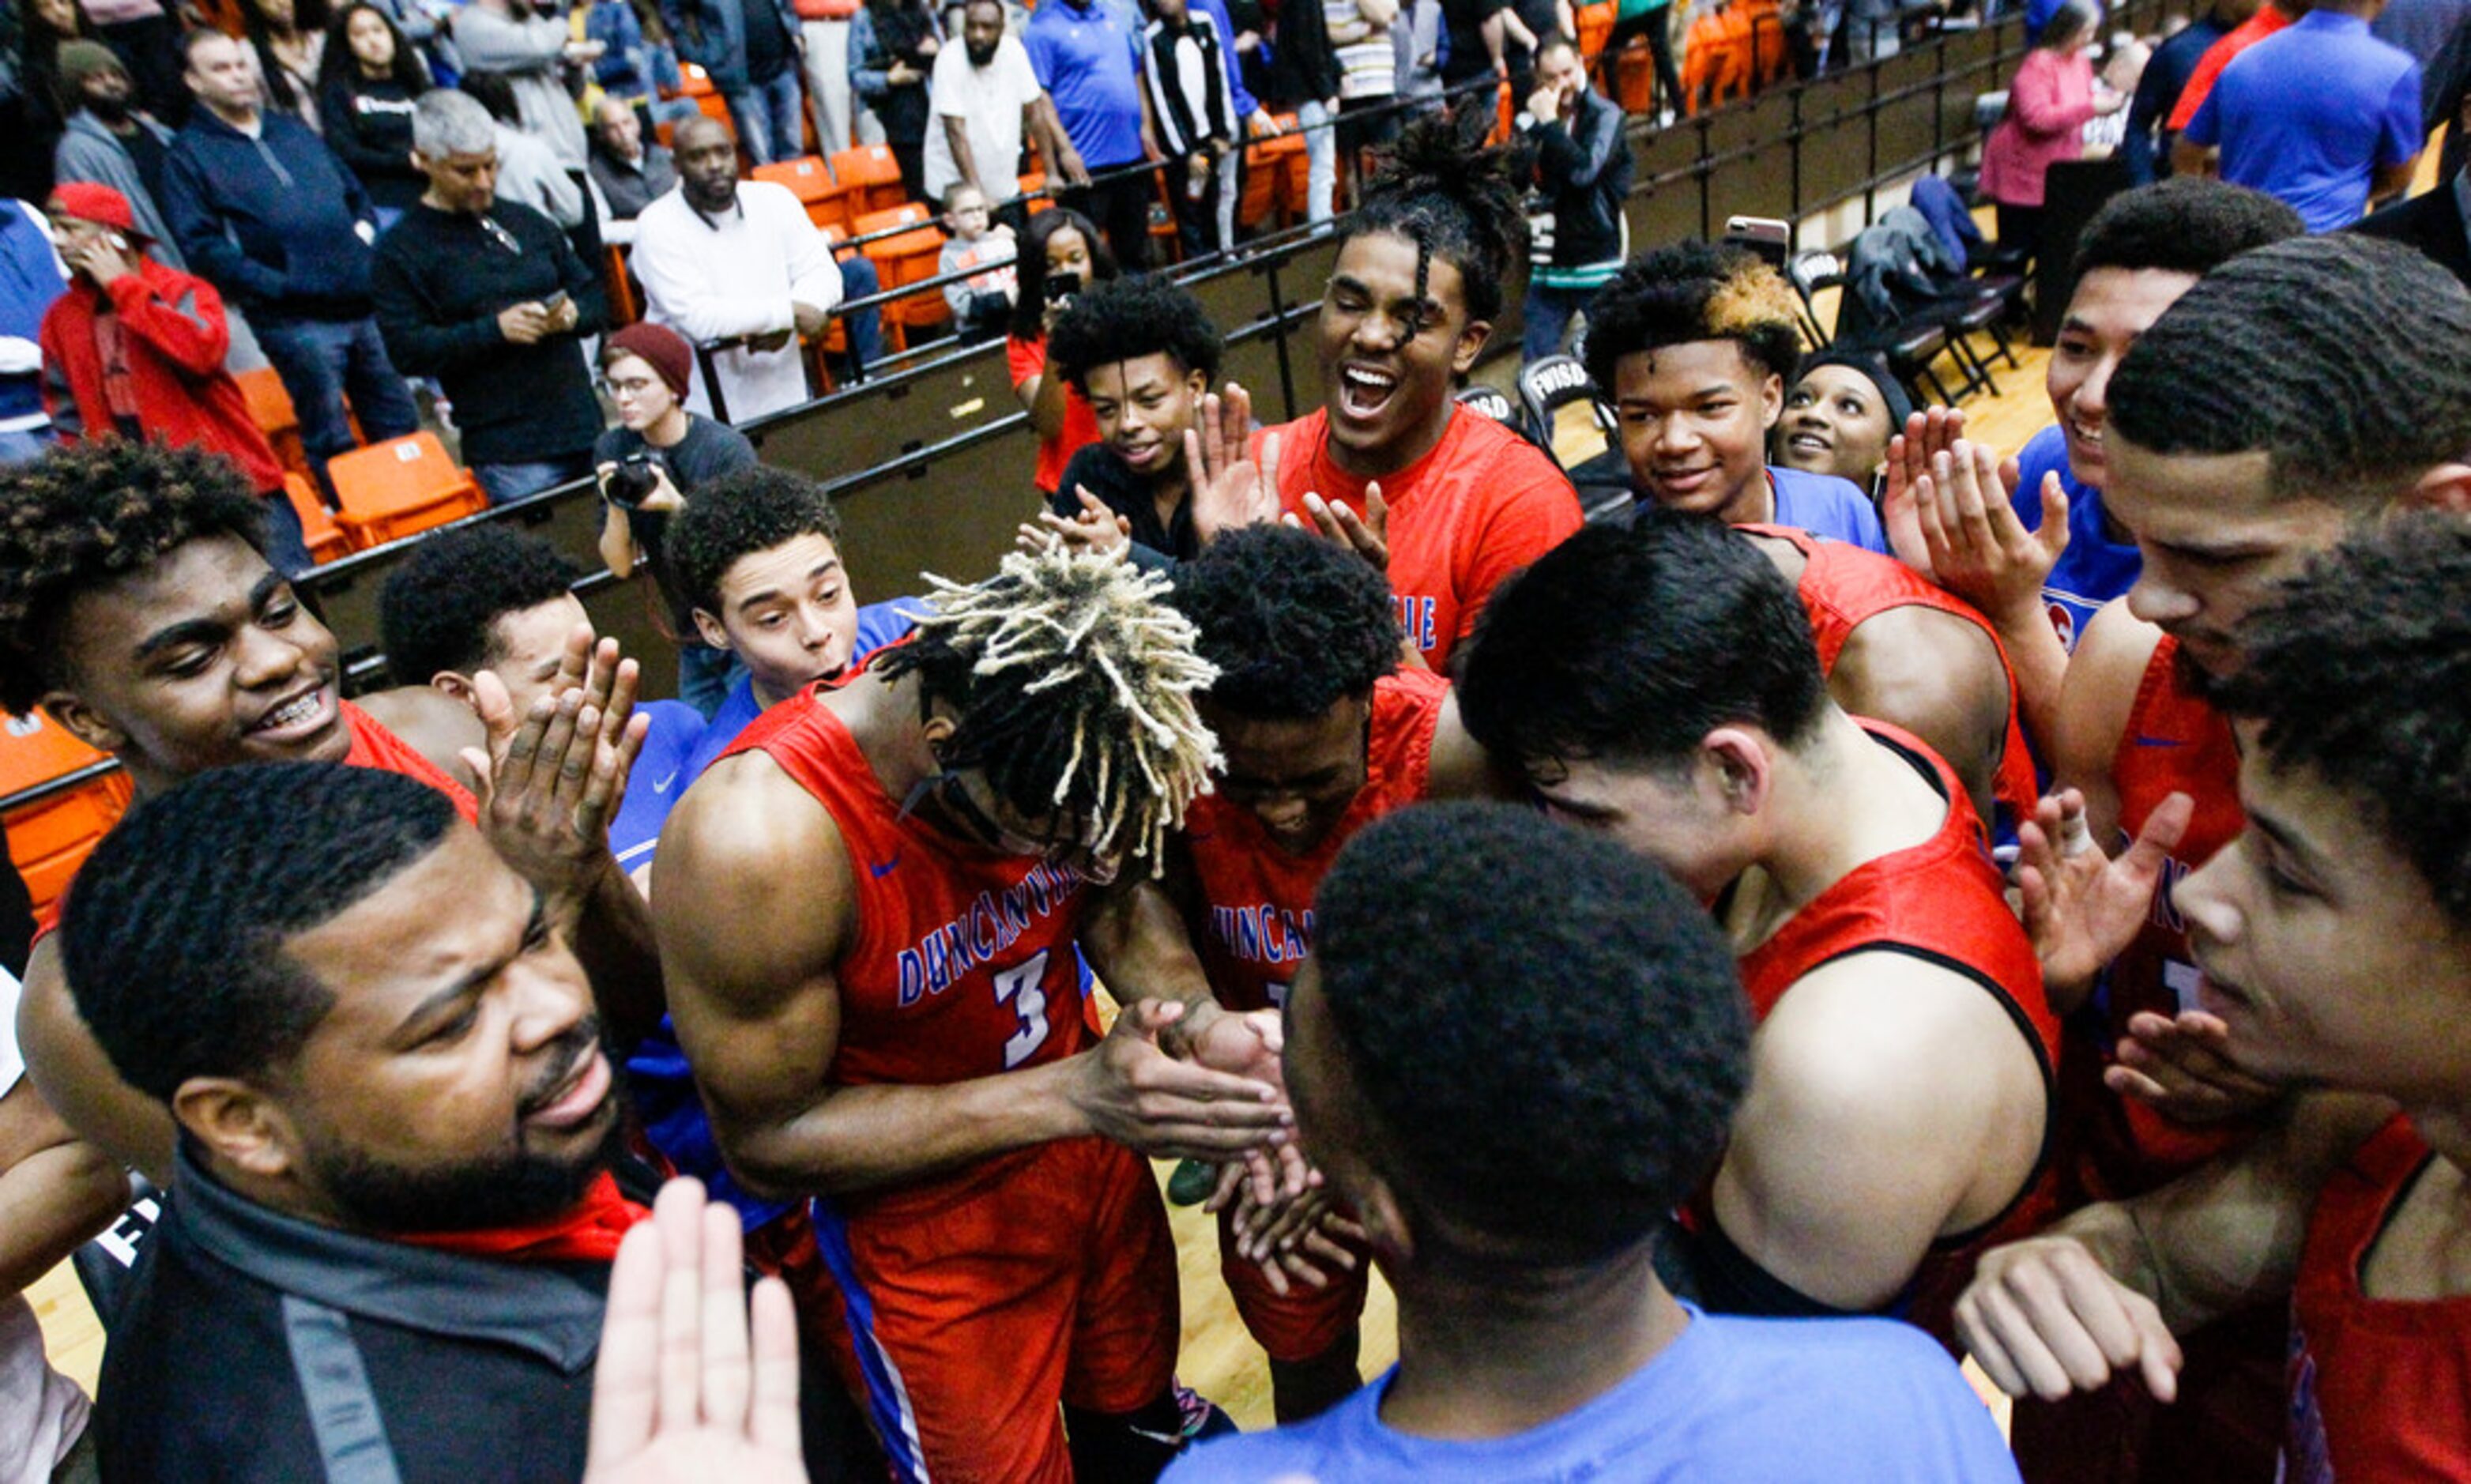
top-left (719, 687), bottom-right (1093, 1089)
top-left (2166, 2), bottom-right (2295, 130)
top-left (2055, 634), bottom-right (2249, 1205)
top-left (1184, 669), bottom-right (1448, 1014)
top-left (1008, 333), bottom-right (1101, 495)
top-left (1753, 523), bottom-right (2038, 840)
top-left (2286, 1115), bottom-right (2471, 1483)
top-left (1252, 406), bottom-right (1582, 669)
top-left (1728, 722), bottom-right (2059, 1346)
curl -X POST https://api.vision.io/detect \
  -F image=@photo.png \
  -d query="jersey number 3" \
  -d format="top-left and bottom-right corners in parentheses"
top-left (993, 951), bottom-right (1053, 1069)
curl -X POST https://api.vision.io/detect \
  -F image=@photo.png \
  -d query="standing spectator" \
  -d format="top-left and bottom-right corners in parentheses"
top-left (2354, 153), bottom-right (2471, 283)
top-left (2177, 0), bottom-right (2421, 230)
top-left (1026, 0), bottom-right (1158, 268)
top-left (76, 0), bottom-right (186, 127)
top-left (795, 0), bottom-right (862, 153)
top-left (586, 0), bottom-right (699, 127)
top-left (452, 0), bottom-right (597, 168)
top-left (0, 198), bottom-right (67, 465)
top-left (849, 0), bottom-right (940, 200)
top-left (2163, 0), bottom-right (2296, 134)
top-left (318, 2), bottom-right (431, 226)
top-left (164, 29), bottom-right (421, 488)
top-left (1398, 0), bottom-right (1445, 109)
top-left (1599, 0), bottom-right (1679, 119)
top-left (37, 183), bottom-right (314, 570)
top-left (13, 0), bottom-right (98, 196)
top-left (659, 0), bottom-right (807, 165)
top-left (2375, 0), bottom-right (2465, 62)
top-left (1188, 0), bottom-right (1272, 248)
top-left (921, 0), bottom-right (1047, 205)
top-left (1143, 0), bottom-right (1237, 259)
top-left (1329, 0), bottom-right (1401, 178)
top-left (52, 40), bottom-right (188, 266)
top-left (936, 182), bottom-right (1016, 340)
top-left (461, 70), bottom-right (588, 229)
top-left (1438, 0), bottom-right (1520, 89)
top-left (1261, 0), bottom-right (1339, 224)
top-left (1008, 205), bottom-right (1114, 494)
top-left (2120, 0), bottom-right (2253, 183)
top-left (591, 320), bottom-right (759, 716)
top-left (373, 89), bottom-right (603, 503)
top-left (1517, 32), bottom-right (1627, 363)
top-left (240, 0), bottom-right (330, 132)
top-left (1979, 2), bottom-right (2121, 262)
top-left (588, 92), bottom-right (676, 235)
top-left (631, 115), bottom-right (883, 420)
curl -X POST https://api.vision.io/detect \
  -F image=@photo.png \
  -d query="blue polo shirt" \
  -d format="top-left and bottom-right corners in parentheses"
top-left (2009, 424), bottom-right (2141, 653)
top-left (1768, 465), bottom-right (1890, 554)
top-left (2183, 10), bottom-right (2421, 232)
top-left (1026, 0), bottom-right (1149, 169)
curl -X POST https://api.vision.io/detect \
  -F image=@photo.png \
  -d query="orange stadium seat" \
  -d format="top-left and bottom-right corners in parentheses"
top-left (1576, 0), bottom-right (1614, 64)
top-left (0, 710), bottom-right (133, 920)
top-left (1017, 171), bottom-right (1054, 216)
top-left (284, 473), bottom-right (350, 564)
top-left (754, 155), bottom-right (856, 235)
top-left (326, 433), bottom-right (486, 550)
top-left (855, 205), bottom-right (947, 349)
top-left (831, 145), bottom-right (909, 216)
top-left (237, 364), bottom-right (309, 481)
top-left (605, 243), bottom-right (640, 326)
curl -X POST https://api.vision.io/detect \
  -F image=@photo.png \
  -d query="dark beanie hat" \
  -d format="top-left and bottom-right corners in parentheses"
top-left (57, 40), bottom-right (126, 94)
top-left (606, 322), bottom-right (694, 400)
top-left (1795, 348), bottom-right (1915, 428)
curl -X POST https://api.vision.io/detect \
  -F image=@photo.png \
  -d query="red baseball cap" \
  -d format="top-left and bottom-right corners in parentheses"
top-left (47, 183), bottom-right (143, 239)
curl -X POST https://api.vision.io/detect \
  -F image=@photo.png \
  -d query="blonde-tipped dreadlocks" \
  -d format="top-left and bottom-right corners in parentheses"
top-left (875, 543), bottom-right (1222, 872)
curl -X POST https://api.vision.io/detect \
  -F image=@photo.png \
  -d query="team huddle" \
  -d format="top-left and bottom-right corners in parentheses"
top-left (4, 115), bottom-right (2471, 1484)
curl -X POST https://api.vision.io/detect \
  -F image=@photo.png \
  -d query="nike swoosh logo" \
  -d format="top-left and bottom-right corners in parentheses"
top-left (2132, 735), bottom-right (2190, 748)
top-left (650, 770), bottom-right (682, 794)
top-left (869, 855), bottom-right (902, 878)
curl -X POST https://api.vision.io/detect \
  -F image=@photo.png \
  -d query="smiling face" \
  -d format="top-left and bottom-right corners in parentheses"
top-left (1317, 230), bottom-right (1488, 477)
top-left (1200, 695), bottom-right (1372, 855)
top-left (1774, 363), bottom-right (1893, 484)
top-left (247, 826), bottom-right (621, 1234)
top-left (1083, 352), bottom-right (1205, 485)
top-left (43, 533), bottom-right (348, 796)
top-left (1614, 339), bottom-right (1781, 523)
top-left (691, 532), bottom-right (858, 706)
top-left (2175, 734), bottom-right (2471, 1101)
top-left (2047, 266), bottom-right (2201, 492)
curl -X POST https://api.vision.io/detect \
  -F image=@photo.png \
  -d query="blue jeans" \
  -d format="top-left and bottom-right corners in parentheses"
top-left (1522, 281), bottom-right (1590, 365)
top-left (725, 69), bottom-right (807, 165)
top-left (252, 316), bottom-right (422, 488)
top-left (473, 451), bottom-right (596, 507)
top-left (838, 254), bottom-right (885, 373)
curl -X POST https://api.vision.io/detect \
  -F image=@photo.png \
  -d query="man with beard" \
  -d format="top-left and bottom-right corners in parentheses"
top-left (58, 763), bottom-right (651, 1482)
top-left (630, 115), bottom-right (884, 420)
top-left (2003, 233), bottom-right (2471, 1482)
top-left (51, 41), bottom-right (188, 273)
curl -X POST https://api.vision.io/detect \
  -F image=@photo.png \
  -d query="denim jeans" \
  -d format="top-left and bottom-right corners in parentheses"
top-left (1522, 281), bottom-right (1588, 365)
top-left (473, 451), bottom-right (596, 507)
top-left (726, 69), bottom-right (808, 165)
top-left (251, 316), bottom-right (422, 487)
top-left (838, 253), bottom-right (886, 371)
top-left (1296, 98), bottom-right (1336, 224)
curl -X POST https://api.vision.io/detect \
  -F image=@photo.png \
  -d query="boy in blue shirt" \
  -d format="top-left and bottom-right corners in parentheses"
top-left (1173, 804), bottom-right (2019, 1484)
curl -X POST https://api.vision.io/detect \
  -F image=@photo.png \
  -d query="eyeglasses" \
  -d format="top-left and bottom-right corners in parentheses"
top-left (477, 215), bottom-right (522, 254)
top-left (599, 375), bottom-right (661, 397)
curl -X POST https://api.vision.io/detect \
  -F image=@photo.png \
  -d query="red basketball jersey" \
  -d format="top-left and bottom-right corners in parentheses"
top-left (341, 701), bottom-right (478, 823)
top-left (1733, 722), bottom-right (2060, 1344)
top-left (721, 691), bottom-right (1092, 1088)
top-left (2059, 635), bottom-right (2249, 1203)
top-left (1750, 523), bottom-right (2039, 837)
top-left (1184, 669), bottom-right (1448, 1013)
top-left (2285, 1116), bottom-right (2471, 1483)
top-left (1251, 406), bottom-right (1581, 666)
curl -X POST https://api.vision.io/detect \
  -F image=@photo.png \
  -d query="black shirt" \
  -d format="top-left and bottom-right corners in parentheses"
top-left (1439, 0), bottom-right (1505, 83)
top-left (371, 199), bottom-right (607, 465)
top-left (1053, 441), bottom-right (1194, 571)
top-left (743, 0), bottom-right (794, 84)
top-left (597, 413), bottom-right (760, 626)
top-left (120, 122), bottom-right (171, 209)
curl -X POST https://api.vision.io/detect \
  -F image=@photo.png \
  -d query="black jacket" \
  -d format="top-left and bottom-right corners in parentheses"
top-left (95, 1150), bottom-right (618, 1482)
top-left (2352, 177), bottom-right (2471, 290)
top-left (321, 74), bottom-right (428, 212)
top-left (1526, 85), bottom-right (1630, 273)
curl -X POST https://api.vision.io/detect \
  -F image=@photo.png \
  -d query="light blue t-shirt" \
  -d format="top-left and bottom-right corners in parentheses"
top-left (2009, 424), bottom-right (2141, 654)
top-left (1166, 1305), bottom-right (2021, 1484)
top-left (2182, 10), bottom-right (2421, 232)
top-left (1768, 465), bottom-right (1890, 555)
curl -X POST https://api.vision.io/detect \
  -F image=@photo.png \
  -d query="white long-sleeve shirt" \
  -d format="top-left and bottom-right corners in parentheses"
top-left (630, 179), bottom-right (846, 422)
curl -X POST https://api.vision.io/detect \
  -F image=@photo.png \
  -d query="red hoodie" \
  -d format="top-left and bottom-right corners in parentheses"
top-left (38, 254), bottom-right (288, 495)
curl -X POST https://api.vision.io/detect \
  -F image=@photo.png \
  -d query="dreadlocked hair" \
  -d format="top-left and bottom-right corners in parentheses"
top-left (0, 441), bottom-right (269, 717)
top-left (1343, 108), bottom-right (1531, 330)
top-left (872, 544), bottom-right (1222, 871)
top-left (2108, 235), bottom-right (2471, 503)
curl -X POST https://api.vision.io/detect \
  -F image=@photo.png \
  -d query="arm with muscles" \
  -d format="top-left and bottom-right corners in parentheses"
top-left (1830, 604), bottom-right (2015, 829)
top-left (1906, 434), bottom-right (2071, 758)
top-left (0, 1053), bottom-right (135, 1298)
top-left (1957, 1090), bottom-right (2393, 1403)
top-left (654, 763), bottom-right (1293, 1196)
top-left (1697, 953), bottom-right (2050, 1314)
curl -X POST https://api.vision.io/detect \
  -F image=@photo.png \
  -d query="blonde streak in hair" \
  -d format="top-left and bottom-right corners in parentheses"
top-left (1702, 262), bottom-right (1800, 345)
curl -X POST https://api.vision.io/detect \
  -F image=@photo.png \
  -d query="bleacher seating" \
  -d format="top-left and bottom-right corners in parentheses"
top-left (0, 710), bottom-right (133, 919)
top-left (326, 433), bottom-right (489, 551)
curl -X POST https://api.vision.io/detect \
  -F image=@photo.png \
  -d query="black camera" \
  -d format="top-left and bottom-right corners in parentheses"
top-left (603, 453), bottom-right (661, 509)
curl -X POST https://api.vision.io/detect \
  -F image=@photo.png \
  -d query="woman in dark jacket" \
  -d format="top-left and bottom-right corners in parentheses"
top-left (319, 2), bottom-right (431, 222)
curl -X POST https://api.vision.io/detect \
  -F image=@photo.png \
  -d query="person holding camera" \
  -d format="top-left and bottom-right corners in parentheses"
top-left (373, 89), bottom-right (607, 505)
top-left (1007, 207), bottom-right (1119, 497)
top-left (595, 322), bottom-right (762, 718)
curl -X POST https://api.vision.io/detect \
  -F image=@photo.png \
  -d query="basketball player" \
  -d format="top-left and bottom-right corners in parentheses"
top-left (2002, 234), bottom-right (2471, 1480)
top-left (0, 441), bottom-right (653, 1184)
top-left (654, 544), bottom-right (1294, 1483)
top-left (1191, 114), bottom-right (1581, 666)
top-left (1957, 512), bottom-right (2471, 1482)
top-left (1159, 525), bottom-right (1503, 1422)
top-left (1457, 513), bottom-right (2058, 1346)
